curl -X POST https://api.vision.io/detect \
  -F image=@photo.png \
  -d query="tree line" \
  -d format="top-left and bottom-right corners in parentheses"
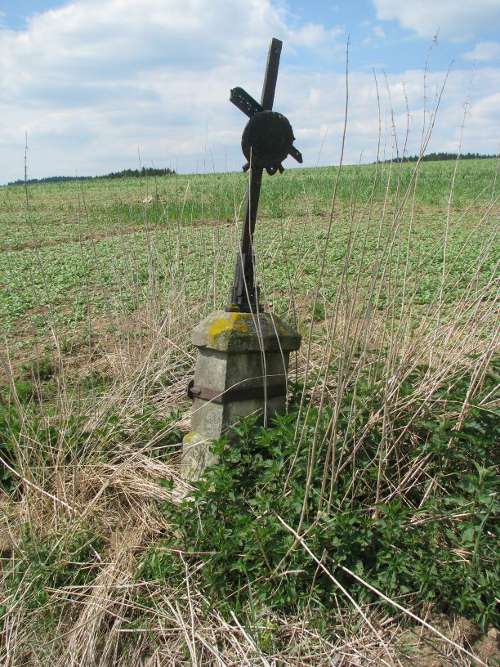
top-left (8, 167), bottom-right (176, 186)
top-left (376, 152), bottom-right (498, 164)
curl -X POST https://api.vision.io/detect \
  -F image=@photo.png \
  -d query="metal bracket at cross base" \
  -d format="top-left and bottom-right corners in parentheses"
top-left (227, 37), bottom-right (303, 314)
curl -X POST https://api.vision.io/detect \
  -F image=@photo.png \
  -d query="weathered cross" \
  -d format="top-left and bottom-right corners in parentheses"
top-left (227, 37), bottom-right (302, 313)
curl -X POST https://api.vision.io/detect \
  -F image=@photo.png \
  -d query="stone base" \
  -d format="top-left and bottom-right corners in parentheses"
top-left (181, 431), bottom-right (218, 481)
top-left (182, 311), bottom-right (301, 481)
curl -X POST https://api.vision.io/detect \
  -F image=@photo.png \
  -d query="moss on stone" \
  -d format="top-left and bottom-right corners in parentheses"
top-left (208, 313), bottom-right (251, 347)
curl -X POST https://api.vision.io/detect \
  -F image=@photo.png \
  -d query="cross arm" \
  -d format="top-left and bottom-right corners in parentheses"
top-left (230, 87), bottom-right (263, 118)
top-left (289, 145), bottom-right (303, 164)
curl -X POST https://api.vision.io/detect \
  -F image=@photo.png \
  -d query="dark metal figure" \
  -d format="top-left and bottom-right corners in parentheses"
top-left (227, 38), bottom-right (302, 313)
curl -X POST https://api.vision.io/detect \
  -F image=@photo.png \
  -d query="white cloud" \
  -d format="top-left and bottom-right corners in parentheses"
top-left (288, 23), bottom-right (343, 49)
top-left (0, 0), bottom-right (498, 183)
top-left (290, 68), bottom-right (500, 162)
top-left (363, 23), bottom-right (386, 46)
top-left (0, 0), bottom-right (347, 182)
top-left (373, 25), bottom-right (386, 39)
top-left (373, 0), bottom-right (500, 41)
top-left (463, 41), bottom-right (500, 62)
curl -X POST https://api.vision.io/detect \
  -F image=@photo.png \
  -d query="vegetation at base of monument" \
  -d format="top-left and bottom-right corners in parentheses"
top-left (2, 356), bottom-right (497, 660)
top-left (141, 358), bottom-right (499, 631)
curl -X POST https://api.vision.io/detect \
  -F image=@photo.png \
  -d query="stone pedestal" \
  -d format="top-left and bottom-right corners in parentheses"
top-left (181, 311), bottom-right (301, 480)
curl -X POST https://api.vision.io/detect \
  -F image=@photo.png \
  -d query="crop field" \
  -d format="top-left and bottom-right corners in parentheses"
top-left (1, 159), bottom-right (497, 353)
top-left (0, 158), bottom-right (499, 665)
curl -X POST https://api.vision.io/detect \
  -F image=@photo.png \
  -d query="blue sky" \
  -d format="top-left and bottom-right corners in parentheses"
top-left (0, 0), bottom-right (499, 183)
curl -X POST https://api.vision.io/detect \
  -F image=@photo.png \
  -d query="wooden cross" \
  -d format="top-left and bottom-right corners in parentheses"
top-left (227, 38), bottom-right (302, 313)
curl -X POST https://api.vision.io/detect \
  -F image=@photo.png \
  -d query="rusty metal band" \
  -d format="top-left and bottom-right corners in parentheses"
top-left (188, 381), bottom-right (286, 405)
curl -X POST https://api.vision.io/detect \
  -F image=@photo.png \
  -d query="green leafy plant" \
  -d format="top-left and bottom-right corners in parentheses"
top-left (141, 361), bottom-right (499, 629)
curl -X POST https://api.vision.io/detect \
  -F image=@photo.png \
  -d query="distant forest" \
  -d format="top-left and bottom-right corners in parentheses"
top-left (376, 152), bottom-right (498, 164)
top-left (7, 153), bottom-right (498, 185)
top-left (8, 167), bottom-right (176, 186)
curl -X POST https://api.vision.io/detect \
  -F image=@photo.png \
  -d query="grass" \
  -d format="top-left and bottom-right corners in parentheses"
top-left (0, 155), bottom-right (499, 665)
top-left (1, 160), bottom-right (497, 337)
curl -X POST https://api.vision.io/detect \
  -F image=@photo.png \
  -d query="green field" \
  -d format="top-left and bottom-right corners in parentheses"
top-left (1, 159), bottom-right (498, 346)
top-left (0, 158), bottom-right (498, 665)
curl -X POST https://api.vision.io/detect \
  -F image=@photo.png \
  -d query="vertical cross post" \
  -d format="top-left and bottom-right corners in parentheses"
top-left (228, 38), bottom-right (282, 313)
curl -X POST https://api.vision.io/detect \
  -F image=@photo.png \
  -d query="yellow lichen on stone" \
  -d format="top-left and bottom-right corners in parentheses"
top-left (183, 431), bottom-right (208, 446)
top-left (208, 313), bottom-right (251, 346)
